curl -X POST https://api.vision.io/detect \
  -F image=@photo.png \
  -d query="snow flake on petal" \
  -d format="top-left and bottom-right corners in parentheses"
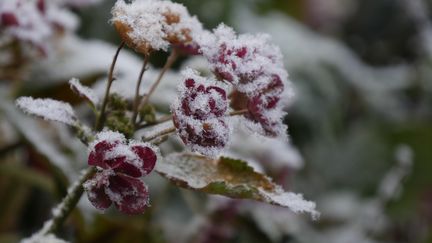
top-left (106, 174), bottom-right (149, 214)
top-left (16, 97), bottom-right (77, 126)
top-left (199, 23), bottom-right (289, 95)
top-left (84, 172), bottom-right (112, 211)
top-left (130, 142), bottom-right (158, 175)
top-left (172, 68), bottom-right (231, 157)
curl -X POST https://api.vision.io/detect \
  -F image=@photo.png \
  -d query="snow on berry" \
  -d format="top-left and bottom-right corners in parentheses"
top-left (199, 24), bottom-right (288, 95)
top-left (84, 131), bottom-right (157, 214)
top-left (111, 0), bottom-right (203, 54)
top-left (172, 68), bottom-right (231, 157)
top-left (197, 24), bottom-right (295, 137)
top-left (228, 74), bottom-right (290, 137)
top-left (244, 74), bottom-right (287, 137)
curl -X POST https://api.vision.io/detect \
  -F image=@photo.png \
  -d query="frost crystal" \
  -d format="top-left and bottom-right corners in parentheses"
top-left (21, 233), bottom-right (69, 243)
top-left (199, 24), bottom-right (288, 94)
top-left (69, 78), bottom-right (100, 106)
top-left (260, 190), bottom-right (320, 220)
top-left (197, 24), bottom-right (293, 137)
top-left (85, 131), bottom-right (157, 214)
top-left (111, 0), bottom-right (203, 54)
top-left (16, 97), bottom-right (77, 125)
top-left (172, 68), bottom-right (231, 157)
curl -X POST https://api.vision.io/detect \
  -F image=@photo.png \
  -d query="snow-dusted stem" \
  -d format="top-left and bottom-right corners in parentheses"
top-left (132, 55), bottom-right (150, 126)
top-left (42, 167), bottom-right (96, 235)
top-left (96, 41), bottom-right (125, 131)
top-left (138, 110), bottom-right (249, 131)
top-left (139, 49), bottom-right (178, 110)
top-left (229, 109), bottom-right (249, 116)
top-left (142, 126), bottom-right (176, 142)
top-left (137, 115), bottom-right (173, 129)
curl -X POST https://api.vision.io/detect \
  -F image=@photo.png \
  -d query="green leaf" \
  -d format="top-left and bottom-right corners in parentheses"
top-left (155, 153), bottom-right (319, 219)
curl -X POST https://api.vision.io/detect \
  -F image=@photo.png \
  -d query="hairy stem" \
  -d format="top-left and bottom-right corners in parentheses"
top-left (131, 55), bottom-right (150, 127)
top-left (139, 49), bottom-right (178, 110)
top-left (95, 41), bottom-right (125, 131)
top-left (42, 167), bottom-right (96, 235)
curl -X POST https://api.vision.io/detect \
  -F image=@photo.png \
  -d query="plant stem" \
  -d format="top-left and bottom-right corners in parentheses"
top-left (131, 55), bottom-right (150, 127)
top-left (142, 126), bottom-right (176, 142)
top-left (229, 109), bottom-right (249, 116)
top-left (139, 49), bottom-right (178, 110)
top-left (95, 41), bottom-right (125, 131)
top-left (137, 115), bottom-right (173, 129)
top-left (138, 109), bottom-right (248, 131)
top-left (42, 167), bottom-right (96, 235)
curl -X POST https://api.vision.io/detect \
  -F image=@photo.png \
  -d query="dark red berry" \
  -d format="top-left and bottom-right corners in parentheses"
top-left (37, 0), bottom-right (46, 14)
top-left (1, 13), bottom-right (19, 27)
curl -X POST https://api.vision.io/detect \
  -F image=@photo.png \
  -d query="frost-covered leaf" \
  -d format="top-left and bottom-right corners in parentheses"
top-left (21, 233), bottom-right (69, 243)
top-left (16, 97), bottom-right (77, 125)
top-left (1, 97), bottom-right (76, 177)
top-left (69, 78), bottom-right (100, 107)
top-left (156, 153), bottom-right (319, 218)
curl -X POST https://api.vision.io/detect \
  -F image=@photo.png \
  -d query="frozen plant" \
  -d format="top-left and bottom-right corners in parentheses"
top-left (17, 0), bottom-right (318, 241)
top-left (199, 24), bottom-right (292, 137)
top-left (171, 68), bottom-right (230, 157)
top-left (0, 0), bottom-right (101, 80)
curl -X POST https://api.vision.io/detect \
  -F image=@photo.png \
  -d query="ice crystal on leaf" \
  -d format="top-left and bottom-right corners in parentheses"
top-left (69, 78), bottom-right (100, 107)
top-left (111, 0), bottom-right (203, 54)
top-left (155, 154), bottom-right (319, 219)
top-left (15, 97), bottom-right (77, 126)
top-left (172, 68), bottom-right (231, 157)
top-left (21, 233), bottom-right (69, 243)
top-left (84, 131), bottom-right (157, 214)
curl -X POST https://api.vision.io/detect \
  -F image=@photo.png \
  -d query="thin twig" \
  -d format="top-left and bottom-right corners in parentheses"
top-left (95, 41), bottom-right (125, 131)
top-left (139, 49), bottom-right (178, 110)
top-left (142, 126), bottom-right (176, 142)
top-left (137, 115), bottom-right (173, 129)
top-left (42, 167), bottom-right (96, 235)
top-left (229, 109), bottom-right (249, 116)
top-left (137, 110), bottom-right (248, 131)
top-left (131, 55), bottom-right (150, 126)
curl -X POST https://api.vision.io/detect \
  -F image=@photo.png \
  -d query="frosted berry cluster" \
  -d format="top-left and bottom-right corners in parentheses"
top-left (172, 69), bottom-right (230, 157)
top-left (199, 24), bottom-right (290, 137)
top-left (0, 0), bottom-right (78, 56)
top-left (245, 74), bottom-right (287, 136)
top-left (111, 0), bottom-right (202, 54)
top-left (200, 24), bottom-right (287, 94)
top-left (84, 131), bottom-right (157, 214)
